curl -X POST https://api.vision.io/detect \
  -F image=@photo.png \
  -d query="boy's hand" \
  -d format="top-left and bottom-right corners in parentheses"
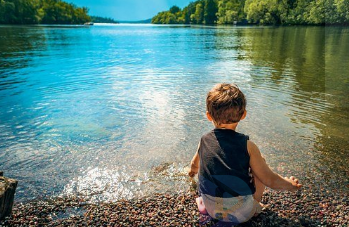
top-left (188, 164), bottom-right (199, 178)
top-left (284, 176), bottom-right (302, 191)
top-left (189, 148), bottom-right (200, 178)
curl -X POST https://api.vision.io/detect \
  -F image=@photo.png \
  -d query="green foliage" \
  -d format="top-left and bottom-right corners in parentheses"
top-left (204, 0), bottom-right (217, 24)
top-left (284, 0), bottom-right (312, 25)
top-left (151, 5), bottom-right (186, 24)
top-left (152, 0), bottom-right (218, 25)
top-left (0, 0), bottom-right (91, 24)
top-left (183, 2), bottom-right (198, 23)
top-left (244, 0), bottom-right (349, 25)
top-left (305, 0), bottom-right (348, 24)
top-left (90, 16), bottom-right (118, 24)
top-left (217, 0), bottom-right (246, 24)
top-left (244, 0), bottom-right (281, 24)
top-left (169, 5), bottom-right (181, 14)
top-left (152, 0), bottom-right (349, 25)
top-left (335, 0), bottom-right (349, 22)
top-left (192, 2), bottom-right (204, 23)
top-left (151, 11), bottom-right (181, 24)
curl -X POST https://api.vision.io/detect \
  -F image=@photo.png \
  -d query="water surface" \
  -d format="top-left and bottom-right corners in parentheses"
top-left (0, 24), bottom-right (348, 202)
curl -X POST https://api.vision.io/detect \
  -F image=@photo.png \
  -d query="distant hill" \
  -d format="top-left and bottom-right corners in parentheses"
top-left (91, 16), bottom-right (118, 24)
top-left (117, 19), bottom-right (152, 24)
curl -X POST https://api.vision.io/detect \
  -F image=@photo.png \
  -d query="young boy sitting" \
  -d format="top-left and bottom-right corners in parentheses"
top-left (188, 83), bottom-right (302, 224)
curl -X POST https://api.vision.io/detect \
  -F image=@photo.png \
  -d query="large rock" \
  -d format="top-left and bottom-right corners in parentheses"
top-left (0, 172), bottom-right (18, 220)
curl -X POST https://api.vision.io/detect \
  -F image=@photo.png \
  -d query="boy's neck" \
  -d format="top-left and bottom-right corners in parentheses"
top-left (214, 123), bottom-right (238, 131)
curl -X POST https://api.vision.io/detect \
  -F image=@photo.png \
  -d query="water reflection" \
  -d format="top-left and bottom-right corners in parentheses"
top-left (233, 26), bottom-right (349, 185)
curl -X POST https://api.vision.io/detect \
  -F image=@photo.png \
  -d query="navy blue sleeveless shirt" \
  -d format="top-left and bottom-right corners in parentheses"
top-left (198, 129), bottom-right (255, 198)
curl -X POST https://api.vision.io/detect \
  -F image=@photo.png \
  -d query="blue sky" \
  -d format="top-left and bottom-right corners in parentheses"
top-left (68, 0), bottom-right (192, 21)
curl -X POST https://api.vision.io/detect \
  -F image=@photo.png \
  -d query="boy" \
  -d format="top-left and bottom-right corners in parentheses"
top-left (188, 83), bottom-right (302, 224)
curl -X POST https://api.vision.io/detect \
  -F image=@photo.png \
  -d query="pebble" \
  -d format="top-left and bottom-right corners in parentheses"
top-left (0, 187), bottom-right (348, 226)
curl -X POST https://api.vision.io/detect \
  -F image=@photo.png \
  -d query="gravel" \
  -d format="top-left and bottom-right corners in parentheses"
top-left (1, 185), bottom-right (348, 227)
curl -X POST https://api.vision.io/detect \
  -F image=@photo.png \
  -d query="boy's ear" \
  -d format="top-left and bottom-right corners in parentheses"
top-left (240, 110), bottom-right (247, 120)
top-left (206, 111), bottom-right (213, 122)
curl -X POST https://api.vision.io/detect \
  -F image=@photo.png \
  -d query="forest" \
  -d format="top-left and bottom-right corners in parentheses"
top-left (90, 16), bottom-right (118, 24)
top-left (152, 0), bottom-right (349, 25)
top-left (0, 0), bottom-right (90, 24)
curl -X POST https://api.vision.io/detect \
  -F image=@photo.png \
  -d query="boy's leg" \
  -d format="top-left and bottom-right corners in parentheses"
top-left (196, 197), bottom-right (208, 214)
top-left (252, 174), bottom-right (265, 203)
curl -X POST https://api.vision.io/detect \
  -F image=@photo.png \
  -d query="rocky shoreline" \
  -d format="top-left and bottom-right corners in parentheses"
top-left (1, 185), bottom-right (348, 227)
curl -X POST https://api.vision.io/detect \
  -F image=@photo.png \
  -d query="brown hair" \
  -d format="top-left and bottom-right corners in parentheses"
top-left (206, 83), bottom-right (246, 124)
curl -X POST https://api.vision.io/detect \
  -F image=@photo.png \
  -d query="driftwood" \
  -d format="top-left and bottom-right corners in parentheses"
top-left (0, 172), bottom-right (18, 220)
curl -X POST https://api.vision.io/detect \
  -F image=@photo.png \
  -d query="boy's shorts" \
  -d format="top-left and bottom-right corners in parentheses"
top-left (201, 193), bottom-right (261, 223)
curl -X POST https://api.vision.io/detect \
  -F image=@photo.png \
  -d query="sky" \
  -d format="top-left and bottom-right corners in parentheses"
top-left (68, 0), bottom-right (193, 21)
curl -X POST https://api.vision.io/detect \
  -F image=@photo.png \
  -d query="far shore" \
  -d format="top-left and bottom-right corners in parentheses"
top-left (1, 23), bottom-right (347, 28)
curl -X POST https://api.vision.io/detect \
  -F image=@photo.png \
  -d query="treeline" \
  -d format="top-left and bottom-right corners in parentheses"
top-left (0, 0), bottom-right (90, 24)
top-left (152, 0), bottom-right (349, 25)
top-left (90, 16), bottom-right (118, 24)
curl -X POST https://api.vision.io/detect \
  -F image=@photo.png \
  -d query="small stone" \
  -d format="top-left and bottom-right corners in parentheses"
top-left (336, 205), bottom-right (343, 210)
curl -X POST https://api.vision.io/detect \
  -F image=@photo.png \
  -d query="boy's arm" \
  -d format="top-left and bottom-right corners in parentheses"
top-left (248, 140), bottom-right (302, 192)
top-left (188, 142), bottom-right (200, 177)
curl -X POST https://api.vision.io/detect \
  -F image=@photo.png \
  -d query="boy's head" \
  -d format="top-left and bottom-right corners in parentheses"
top-left (206, 83), bottom-right (246, 125)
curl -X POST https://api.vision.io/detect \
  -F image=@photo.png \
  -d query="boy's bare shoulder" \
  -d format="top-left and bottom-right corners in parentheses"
top-left (247, 140), bottom-right (261, 156)
top-left (247, 140), bottom-right (257, 148)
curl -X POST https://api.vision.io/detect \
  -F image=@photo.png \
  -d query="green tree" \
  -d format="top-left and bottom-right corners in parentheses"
top-left (0, 0), bottom-right (15, 23)
top-left (182, 2), bottom-right (197, 23)
top-left (204, 0), bottom-right (218, 24)
top-left (0, 0), bottom-right (91, 24)
top-left (20, 0), bottom-right (40, 23)
top-left (90, 16), bottom-right (118, 23)
top-left (151, 11), bottom-right (162, 24)
top-left (217, 0), bottom-right (246, 24)
top-left (151, 0), bottom-right (348, 25)
top-left (192, 2), bottom-right (204, 23)
top-left (244, 0), bottom-right (281, 24)
top-left (169, 5), bottom-right (180, 14)
top-left (39, 0), bottom-right (90, 24)
top-left (335, 0), bottom-right (349, 24)
top-left (285, 0), bottom-right (312, 25)
top-left (0, 0), bottom-right (40, 24)
top-left (306, 0), bottom-right (348, 25)
top-left (151, 10), bottom-right (180, 24)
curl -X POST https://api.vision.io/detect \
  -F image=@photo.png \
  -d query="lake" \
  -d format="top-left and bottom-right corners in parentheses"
top-left (0, 24), bottom-right (348, 202)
